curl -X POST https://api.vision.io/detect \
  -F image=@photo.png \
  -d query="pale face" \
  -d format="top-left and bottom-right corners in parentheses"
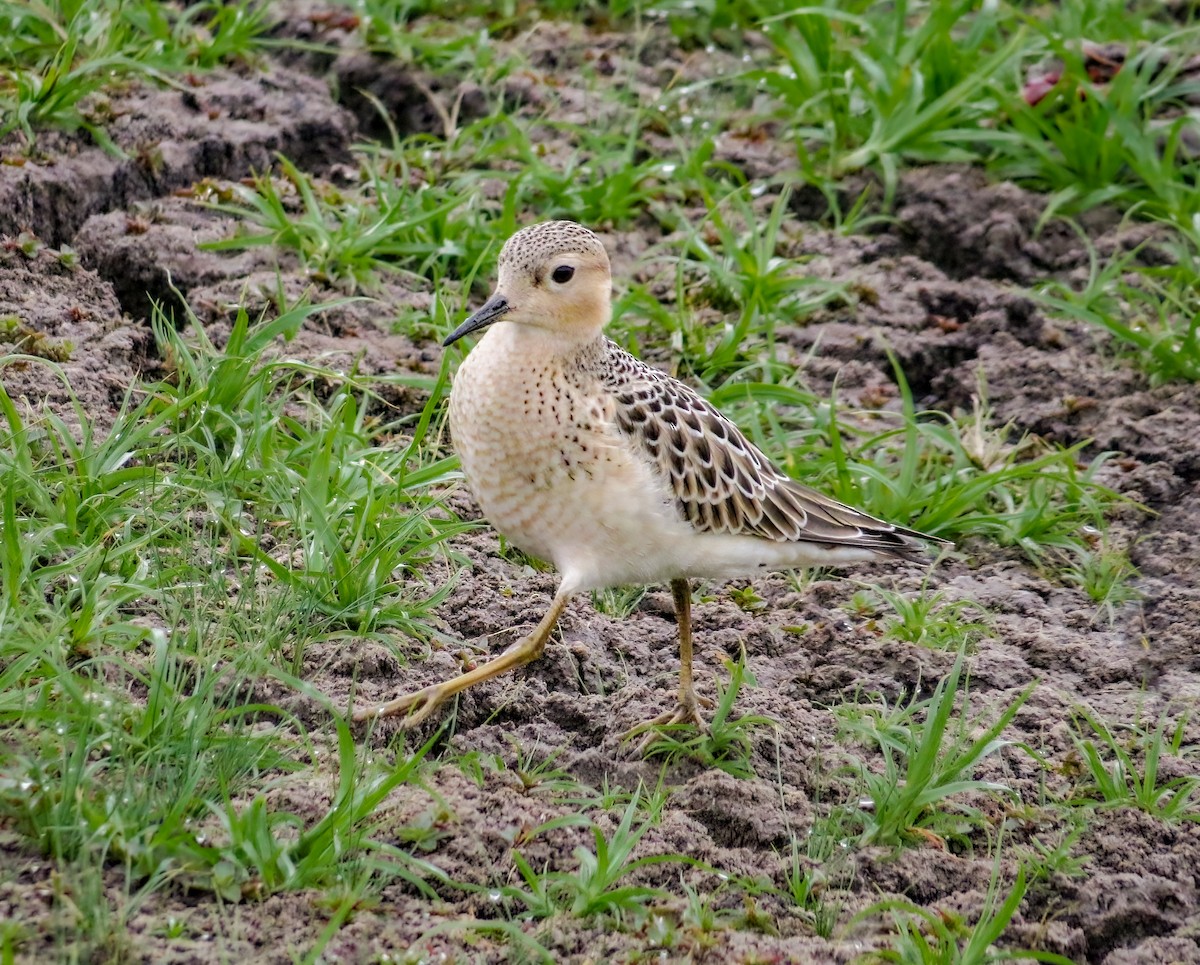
top-left (492, 248), bottom-right (612, 339)
top-left (443, 221), bottom-right (613, 347)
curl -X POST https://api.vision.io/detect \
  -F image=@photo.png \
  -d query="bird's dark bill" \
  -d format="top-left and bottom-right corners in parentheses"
top-left (443, 294), bottom-right (511, 346)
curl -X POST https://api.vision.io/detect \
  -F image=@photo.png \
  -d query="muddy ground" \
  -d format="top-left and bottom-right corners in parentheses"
top-left (2, 10), bottom-right (1199, 965)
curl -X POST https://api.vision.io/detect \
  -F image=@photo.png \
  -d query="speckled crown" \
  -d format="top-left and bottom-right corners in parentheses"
top-left (498, 221), bottom-right (608, 273)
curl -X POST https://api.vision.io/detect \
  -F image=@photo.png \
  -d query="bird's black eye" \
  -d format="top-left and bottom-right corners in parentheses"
top-left (551, 265), bottom-right (575, 284)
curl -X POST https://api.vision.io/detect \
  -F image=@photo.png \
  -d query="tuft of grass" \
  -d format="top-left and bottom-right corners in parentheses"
top-left (752, 0), bottom-right (1024, 198)
top-left (1037, 234), bottom-right (1200, 384)
top-left (502, 117), bottom-right (689, 230)
top-left (202, 720), bottom-right (446, 901)
top-left (1060, 535), bottom-right (1142, 619)
top-left (984, 24), bottom-right (1200, 232)
top-left (499, 785), bottom-right (691, 924)
top-left (0, 638), bottom-right (444, 903)
top-left (0, 0), bottom-right (275, 148)
top-left (1023, 812), bottom-right (1090, 884)
top-left (201, 154), bottom-right (475, 291)
top-left (351, 0), bottom-right (502, 76)
top-left (860, 857), bottom-right (1075, 964)
top-left (836, 653), bottom-right (1034, 847)
top-left (666, 187), bottom-right (849, 381)
top-left (592, 583), bottom-right (648, 618)
top-left (863, 582), bottom-right (994, 652)
top-left (149, 296), bottom-right (466, 639)
top-left (778, 829), bottom-right (845, 939)
top-left (1067, 706), bottom-right (1200, 821)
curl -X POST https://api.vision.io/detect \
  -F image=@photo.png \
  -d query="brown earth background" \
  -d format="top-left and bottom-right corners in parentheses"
top-left (2, 4), bottom-right (1199, 964)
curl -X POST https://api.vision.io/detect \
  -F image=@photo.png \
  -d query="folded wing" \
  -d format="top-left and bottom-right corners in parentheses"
top-left (601, 342), bottom-right (944, 562)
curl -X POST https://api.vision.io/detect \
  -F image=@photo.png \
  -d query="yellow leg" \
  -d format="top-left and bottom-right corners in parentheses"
top-left (352, 589), bottom-right (572, 728)
top-left (625, 578), bottom-right (707, 749)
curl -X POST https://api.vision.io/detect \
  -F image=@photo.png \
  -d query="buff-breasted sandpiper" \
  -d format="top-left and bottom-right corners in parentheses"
top-left (354, 221), bottom-right (948, 736)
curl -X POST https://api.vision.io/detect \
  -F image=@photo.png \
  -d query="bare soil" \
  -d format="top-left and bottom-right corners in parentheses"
top-left (2, 13), bottom-right (1199, 965)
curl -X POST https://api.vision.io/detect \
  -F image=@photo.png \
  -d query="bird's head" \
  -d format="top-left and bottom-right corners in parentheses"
top-left (443, 221), bottom-right (612, 348)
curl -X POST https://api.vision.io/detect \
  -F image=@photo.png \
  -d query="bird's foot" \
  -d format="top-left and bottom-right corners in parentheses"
top-left (351, 683), bottom-right (448, 729)
top-left (623, 697), bottom-right (709, 756)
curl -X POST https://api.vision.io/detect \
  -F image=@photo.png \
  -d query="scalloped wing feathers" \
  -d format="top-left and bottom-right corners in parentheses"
top-left (599, 341), bottom-right (937, 561)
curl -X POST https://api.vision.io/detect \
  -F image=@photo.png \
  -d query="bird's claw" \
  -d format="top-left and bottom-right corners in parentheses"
top-left (624, 699), bottom-right (708, 756)
top-left (351, 683), bottom-right (446, 729)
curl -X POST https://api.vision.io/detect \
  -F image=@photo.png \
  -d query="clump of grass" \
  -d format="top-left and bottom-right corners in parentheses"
top-left (984, 25), bottom-right (1200, 232)
top-left (498, 785), bottom-right (691, 923)
top-left (1060, 535), bottom-right (1142, 619)
top-left (233, 110), bottom-right (737, 299)
top-left (0, 702), bottom-right (443, 904)
top-left (592, 583), bottom-right (649, 618)
top-left (835, 653), bottom-right (1034, 847)
top-left (860, 856), bottom-right (1075, 964)
top-left (351, 0), bottom-right (503, 75)
top-left (778, 825), bottom-right (848, 939)
top-left (201, 154), bottom-right (475, 291)
top-left (505, 743), bottom-right (591, 800)
top-left (1037, 235), bottom-right (1200, 384)
top-left (751, 0), bottom-right (1024, 198)
top-left (861, 582), bottom-right (994, 652)
top-left (149, 296), bottom-right (466, 638)
top-left (349, 0), bottom-right (770, 64)
top-left (672, 187), bottom-right (850, 380)
top-left (1023, 812), bottom-right (1090, 885)
top-left (203, 722), bottom-right (445, 901)
top-left (1067, 706), bottom-right (1200, 821)
top-left (0, 0), bottom-right (275, 148)
top-left (746, 0), bottom-right (1200, 233)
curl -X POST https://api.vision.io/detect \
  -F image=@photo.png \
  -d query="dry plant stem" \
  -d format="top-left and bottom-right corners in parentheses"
top-left (353, 589), bottom-right (573, 727)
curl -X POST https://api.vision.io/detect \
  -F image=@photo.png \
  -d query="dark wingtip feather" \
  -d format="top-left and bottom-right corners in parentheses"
top-left (855, 524), bottom-right (952, 564)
